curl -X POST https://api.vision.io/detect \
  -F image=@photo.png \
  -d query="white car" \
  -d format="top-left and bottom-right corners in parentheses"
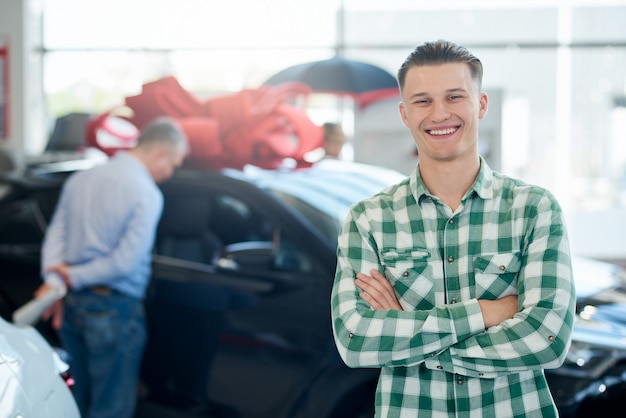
top-left (0, 315), bottom-right (80, 418)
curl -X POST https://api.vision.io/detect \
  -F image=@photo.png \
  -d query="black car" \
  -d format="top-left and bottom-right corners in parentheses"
top-left (1, 155), bottom-right (625, 418)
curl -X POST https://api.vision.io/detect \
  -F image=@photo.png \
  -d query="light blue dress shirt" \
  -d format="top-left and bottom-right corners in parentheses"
top-left (41, 151), bottom-right (163, 299)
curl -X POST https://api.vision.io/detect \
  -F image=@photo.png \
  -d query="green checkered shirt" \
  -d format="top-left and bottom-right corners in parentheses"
top-left (331, 158), bottom-right (576, 418)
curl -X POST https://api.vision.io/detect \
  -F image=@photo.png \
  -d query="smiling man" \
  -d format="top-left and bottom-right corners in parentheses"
top-left (331, 40), bottom-right (576, 417)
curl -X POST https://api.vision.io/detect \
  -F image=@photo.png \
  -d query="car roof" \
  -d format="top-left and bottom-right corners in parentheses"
top-left (228, 159), bottom-right (406, 222)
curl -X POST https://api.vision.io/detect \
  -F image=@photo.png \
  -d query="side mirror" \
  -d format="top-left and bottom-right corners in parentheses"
top-left (216, 241), bottom-right (274, 271)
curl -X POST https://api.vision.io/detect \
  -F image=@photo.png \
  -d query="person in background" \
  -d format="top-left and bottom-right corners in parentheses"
top-left (35, 116), bottom-right (188, 418)
top-left (331, 39), bottom-right (576, 417)
top-left (323, 121), bottom-right (347, 159)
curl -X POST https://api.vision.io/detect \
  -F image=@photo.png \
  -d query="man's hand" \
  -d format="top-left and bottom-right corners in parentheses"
top-left (35, 282), bottom-right (64, 330)
top-left (355, 269), bottom-right (403, 310)
top-left (478, 295), bottom-right (519, 328)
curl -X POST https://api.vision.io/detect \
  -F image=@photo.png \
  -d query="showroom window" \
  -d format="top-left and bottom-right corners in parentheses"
top-left (41, 0), bottom-right (626, 259)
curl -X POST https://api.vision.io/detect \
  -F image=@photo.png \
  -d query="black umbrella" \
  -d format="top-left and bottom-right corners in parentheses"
top-left (263, 56), bottom-right (400, 107)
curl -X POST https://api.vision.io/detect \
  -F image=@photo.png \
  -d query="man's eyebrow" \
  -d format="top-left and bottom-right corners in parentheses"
top-left (407, 92), bottom-right (428, 100)
top-left (407, 87), bottom-right (467, 101)
top-left (446, 87), bottom-right (468, 94)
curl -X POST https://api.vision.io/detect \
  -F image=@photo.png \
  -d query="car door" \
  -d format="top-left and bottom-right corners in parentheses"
top-left (142, 169), bottom-right (338, 417)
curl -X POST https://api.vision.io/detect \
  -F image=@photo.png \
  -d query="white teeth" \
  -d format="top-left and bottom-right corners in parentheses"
top-left (429, 128), bottom-right (457, 135)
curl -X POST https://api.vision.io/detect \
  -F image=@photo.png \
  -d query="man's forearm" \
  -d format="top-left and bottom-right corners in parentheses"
top-left (477, 295), bottom-right (519, 328)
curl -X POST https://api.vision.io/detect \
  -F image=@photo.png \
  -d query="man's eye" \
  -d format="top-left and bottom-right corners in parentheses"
top-left (449, 95), bottom-right (462, 100)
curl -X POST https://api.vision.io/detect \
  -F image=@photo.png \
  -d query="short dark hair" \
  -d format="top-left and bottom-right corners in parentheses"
top-left (397, 39), bottom-right (483, 92)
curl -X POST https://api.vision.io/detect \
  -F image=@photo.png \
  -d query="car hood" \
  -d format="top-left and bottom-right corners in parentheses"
top-left (571, 256), bottom-right (626, 346)
top-left (573, 304), bottom-right (626, 350)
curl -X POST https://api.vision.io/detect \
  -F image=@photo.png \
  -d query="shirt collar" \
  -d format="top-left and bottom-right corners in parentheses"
top-left (410, 156), bottom-right (494, 204)
top-left (472, 156), bottom-right (494, 200)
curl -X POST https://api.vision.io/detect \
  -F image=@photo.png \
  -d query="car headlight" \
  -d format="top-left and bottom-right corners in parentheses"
top-left (52, 347), bottom-right (75, 390)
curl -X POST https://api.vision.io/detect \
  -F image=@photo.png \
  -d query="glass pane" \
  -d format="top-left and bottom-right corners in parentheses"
top-left (40, 0), bottom-right (626, 218)
top-left (43, 0), bottom-right (338, 49)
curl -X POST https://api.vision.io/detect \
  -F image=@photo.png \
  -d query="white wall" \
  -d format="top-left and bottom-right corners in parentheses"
top-left (566, 209), bottom-right (626, 265)
top-left (0, 0), bottom-right (46, 167)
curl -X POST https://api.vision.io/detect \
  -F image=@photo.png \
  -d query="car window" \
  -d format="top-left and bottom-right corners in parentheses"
top-left (211, 193), bottom-right (313, 274)
top-left (210, 193), bottom-right (273, 245)
top-left (269, 190), bottom-right (341, 243)
top-left (154, 189), bottom-right (313, 274)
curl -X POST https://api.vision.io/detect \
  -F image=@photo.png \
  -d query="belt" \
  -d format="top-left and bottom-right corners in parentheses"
top-left (89, 286), bottom-right (115, 296)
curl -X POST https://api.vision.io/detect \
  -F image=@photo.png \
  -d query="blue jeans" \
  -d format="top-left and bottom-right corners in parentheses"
top-left (60, 289), bottom-right (147, 418)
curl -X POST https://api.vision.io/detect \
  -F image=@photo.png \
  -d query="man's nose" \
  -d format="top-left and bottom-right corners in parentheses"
top-left (430, 100), bottom-right (451, 122)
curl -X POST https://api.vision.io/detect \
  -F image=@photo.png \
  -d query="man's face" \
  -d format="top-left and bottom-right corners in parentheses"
top-left (325, 129), bottom-right (347, 157)
top-left (398, 62), bottom-right (488, 164)
top-left (152, 144), bottom-right (186, 183)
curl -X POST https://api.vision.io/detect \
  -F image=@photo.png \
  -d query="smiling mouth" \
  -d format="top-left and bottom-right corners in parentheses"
top-left (427, 127), bottom-right (458, 136)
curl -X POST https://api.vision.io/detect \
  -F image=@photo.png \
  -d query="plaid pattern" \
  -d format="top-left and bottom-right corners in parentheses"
top-left (331, 158), bottom-right (576, 418)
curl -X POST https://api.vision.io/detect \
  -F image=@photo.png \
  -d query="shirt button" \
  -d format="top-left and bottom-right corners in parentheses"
top-left (349, 333), bottom-right (354, 339)
top-left (403, 271), bottom-right (409, 277)
top-left (457, 378), bottom-right (463, 385)
top-left (430, 353), bottom-right (435, 358)
top-left (437, 365), bottom-right (443, 369)
top-left (548, 335), bottom-right (555, 342)
top-left (499, 265), bottom-right (506, 271)
top-left (449, 219), bottom-right (454, 224)
top-left (450, 299), bottom-right (457, 304)
top-left (448, 256), bottom-right (454, 263)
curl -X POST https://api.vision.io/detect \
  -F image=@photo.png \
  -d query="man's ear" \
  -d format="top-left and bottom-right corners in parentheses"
top-left (399, 102), bottom-right (410, 128)
top-left (478, 92), bottom-right (489, 120)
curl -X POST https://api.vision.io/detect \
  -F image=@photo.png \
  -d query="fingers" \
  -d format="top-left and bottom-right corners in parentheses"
top-left (355, 269), bottom-right (403, 311)
top-left (51, 300), bottom-right (64, 330)
top-left (41, 299), bottom-right (64, 330)
top-left (358, 288), bottom-right (383, 310)
top-left (41, 306), bottom-right (52, 322)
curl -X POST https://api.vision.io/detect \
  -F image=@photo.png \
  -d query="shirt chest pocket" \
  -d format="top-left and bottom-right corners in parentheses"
top-left (380, 247), bottom-right (435, 309)
top-left (473, 252), bottom-right (521, 299)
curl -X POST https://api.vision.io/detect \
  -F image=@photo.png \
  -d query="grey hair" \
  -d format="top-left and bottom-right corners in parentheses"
top-left (137, 116), bottom-right (189, 154)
